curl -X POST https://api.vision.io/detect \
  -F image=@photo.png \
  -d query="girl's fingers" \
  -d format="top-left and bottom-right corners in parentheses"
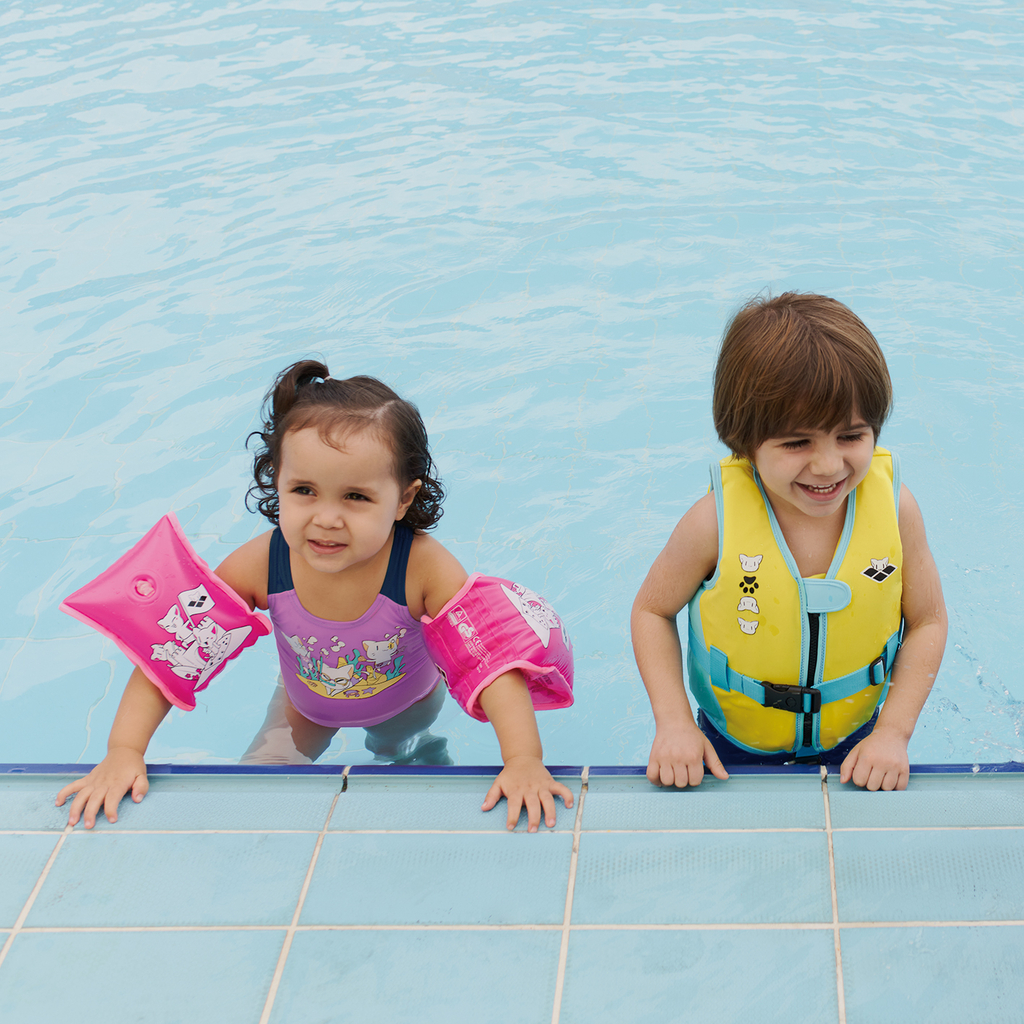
top-left (55, 779), bottom-right (85, 807)
top-left (523, 794), bottom-right (541, 833)
top-left (540, 790), bottom-right (557, 828)
top-left (67, 789), bottom-right (89, 825)
top-left (506, 793), bottom-right (524, 831)
top-left (552, 782), bottom-right (574, 808)
top-left (481, 780), bottom-right (503, 812)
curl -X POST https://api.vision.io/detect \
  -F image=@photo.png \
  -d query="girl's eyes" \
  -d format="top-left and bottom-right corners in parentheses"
top-left (838, 432), bottom-right (865, 444)
top-left (345, 492), bottom-right (369, 502)
top-left (781, 439), bottom-right (808, 450)
top-left (292, 485), bottom-right (315, 496)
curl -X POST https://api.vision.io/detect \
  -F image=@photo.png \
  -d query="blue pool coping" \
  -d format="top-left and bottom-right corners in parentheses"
top-left (4, 761), bottom-right (1023, 775)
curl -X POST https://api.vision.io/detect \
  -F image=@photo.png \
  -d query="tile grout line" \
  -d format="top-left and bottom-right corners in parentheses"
top-left (257, 788), bottom-right (342, 1024)
top-left (14, 919), bottom-right (1024, 935)
top-left (550, 766), bottom-right (588, 1024)
top-left (821, 766), bottom-right (846, 1024)
top-left (0, 823), bottom-right (73, 972)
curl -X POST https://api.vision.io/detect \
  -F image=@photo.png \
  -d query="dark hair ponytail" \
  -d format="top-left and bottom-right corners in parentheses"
top-left (246, 359), bottom-right (445, 529)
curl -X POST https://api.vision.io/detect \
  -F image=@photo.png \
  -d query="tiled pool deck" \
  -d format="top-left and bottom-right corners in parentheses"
top-left (2, 764), bottom-right (1023, 1023)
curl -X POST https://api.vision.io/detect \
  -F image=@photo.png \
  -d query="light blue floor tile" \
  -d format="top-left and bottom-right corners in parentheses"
top-left (270, 929), bottom-right (562, 1024)
top-left (572, 832), bottom-right (833, 924)
top-left (336, 773), bottom-right (581, 831)
top-left (301, 832), bottom-right (573, 925)
top-left (561, 928), bottom-right (839, 1024)
top-left (0, 930), bottom-right (283, 1024)
top-left (584, 773), bottom-right (825, 830)
top-left (829, 773), bottom-right (1024, 828)
top-left (842, 926), bottom-right (1024, 1023)
top-left (83, 774), bottom-right (343, 831)
top-left (27, 832), bottom-right (317, 926)
top-left (0, 775), bottom-right (78, 830)
top-left (0, 834), bottom-right (60, 927)
top-left (833, 830), bottom-right (1024, 922)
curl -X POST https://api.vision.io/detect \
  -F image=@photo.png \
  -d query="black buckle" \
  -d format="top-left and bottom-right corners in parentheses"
top-left (869, 655), bottom-right (885, 686)
top-left (762, 682), bottom-right (821, 714)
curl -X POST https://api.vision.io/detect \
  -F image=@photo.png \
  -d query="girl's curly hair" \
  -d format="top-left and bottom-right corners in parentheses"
top-left (246, 359), bottom-right (444, 530)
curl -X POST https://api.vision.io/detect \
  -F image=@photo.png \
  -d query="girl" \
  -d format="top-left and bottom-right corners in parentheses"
top-left (632, 293), bottom-right (947, 791)
top-left (58, 361), bottom-right (573, 830)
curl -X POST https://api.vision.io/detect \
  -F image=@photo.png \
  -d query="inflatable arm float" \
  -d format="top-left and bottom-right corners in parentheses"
top-left (421, 573), bottom-right (574, 722)
top-left (61, 513), bottom-right (271, 711)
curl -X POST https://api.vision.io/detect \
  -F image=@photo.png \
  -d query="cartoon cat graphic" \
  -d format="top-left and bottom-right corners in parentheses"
top-left (737, 618), bottom-right (759, 635)
top-left (500, 583), bottom-right (561, 649)
top-left (151, 639), bottom-right (207, 679)
top-left (737, 596), bottom-right (759, 614)
top-left (321, 661), bottom-right (356, 696)
top-left (739, 554), bottom-right (763, 572)
top-left (157, 605), bottom-right (195, 645)
top-left (362, 628), bottom-right (407, 668)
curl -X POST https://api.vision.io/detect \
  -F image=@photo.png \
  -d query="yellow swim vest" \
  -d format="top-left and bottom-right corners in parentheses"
top-left (686, 449), bottom-right (903, 755)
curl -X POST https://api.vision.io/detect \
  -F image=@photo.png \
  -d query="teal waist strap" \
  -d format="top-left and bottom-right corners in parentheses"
top-left (687, 623), bottom-right (901, 716)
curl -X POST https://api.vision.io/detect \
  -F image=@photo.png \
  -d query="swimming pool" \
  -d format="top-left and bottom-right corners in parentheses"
top-left (2, 0), bottom-right (1023, 768)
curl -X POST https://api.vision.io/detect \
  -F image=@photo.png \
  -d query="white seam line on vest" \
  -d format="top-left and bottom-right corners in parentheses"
top-left (551, 765), bottom-right (588, 1024)
top-left (822, 765), bottom-right (847, 1024)
top-left (0, 823), bottom-right (72, 972)
top-left (258, 790), bottom-right (340, 1024)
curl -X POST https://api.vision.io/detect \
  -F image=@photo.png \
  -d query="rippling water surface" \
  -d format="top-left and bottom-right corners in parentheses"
top-left (2, 1), bottom-right (1023, 765)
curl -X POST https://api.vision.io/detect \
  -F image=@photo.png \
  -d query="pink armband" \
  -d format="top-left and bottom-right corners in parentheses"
top-left (60, 513), bottom-right (271, 711)
top-left (421, 574), bottom-right (574, 723)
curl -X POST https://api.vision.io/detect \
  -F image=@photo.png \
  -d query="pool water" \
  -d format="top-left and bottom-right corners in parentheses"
top-left (2, 0), bottom-right (1023, 767)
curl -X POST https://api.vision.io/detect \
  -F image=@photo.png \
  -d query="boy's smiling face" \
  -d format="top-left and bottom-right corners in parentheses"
top-left (752, 414), bottom-right (876, 521)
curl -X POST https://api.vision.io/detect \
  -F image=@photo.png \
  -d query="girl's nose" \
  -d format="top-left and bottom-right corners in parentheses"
top-left (312, 505), bottom-right (344, 529)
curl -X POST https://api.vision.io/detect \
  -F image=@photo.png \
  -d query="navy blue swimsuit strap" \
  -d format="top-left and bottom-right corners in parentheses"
top-left (267, 524), bottom-right (413, 605)
top-left (381, 522), bottom-right (413, 606)
top-left (267, 528), bottom-right (293, 595)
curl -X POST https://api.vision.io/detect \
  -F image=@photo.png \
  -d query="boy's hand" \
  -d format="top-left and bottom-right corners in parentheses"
top-left (648, 721), bottom-right (729, 788)
top-left (481, 755), bottom-right (574, 832)
top-left (839, 726), bottom-right (910, 791)
top-left (55, 747), bottom-right (150, 828)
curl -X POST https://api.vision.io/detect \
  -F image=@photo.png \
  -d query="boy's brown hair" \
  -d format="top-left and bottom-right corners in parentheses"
top-left (713, 292), bottom-right (892, 458)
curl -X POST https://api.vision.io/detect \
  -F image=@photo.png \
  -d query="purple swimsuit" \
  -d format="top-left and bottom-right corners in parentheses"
top-left (267, 524), bottom-right (440, 728)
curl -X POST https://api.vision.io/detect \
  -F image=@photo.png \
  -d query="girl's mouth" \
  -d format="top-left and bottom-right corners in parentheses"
top-left (309, 538), bottom-right (345, 554)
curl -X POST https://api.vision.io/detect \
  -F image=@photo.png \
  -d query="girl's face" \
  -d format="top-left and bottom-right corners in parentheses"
top-left (752, 415), bottom-right (875, 521)
top-left (276, 426), bottom-right (419, 575)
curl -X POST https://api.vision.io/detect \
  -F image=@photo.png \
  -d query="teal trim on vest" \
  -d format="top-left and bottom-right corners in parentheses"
top-left (688, 621), bottom-right (901, 711)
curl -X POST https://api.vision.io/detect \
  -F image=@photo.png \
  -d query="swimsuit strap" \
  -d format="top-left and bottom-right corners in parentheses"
top-left (380, 522), bottom-right (413, 606)
top-left (268, 523), bottom-right (413, 604)
top-left (268, 528), bottom-right (292, 595)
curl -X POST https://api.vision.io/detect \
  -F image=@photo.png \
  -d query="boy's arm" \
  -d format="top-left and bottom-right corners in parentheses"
top-left (56, 532), bottom-right (272, 827)
top-left (413, 536), bottom-right (573, 832)
top-left (631, 493), bottom-right (729, 788)
top-left (840, 486), bottom-right (947, 791)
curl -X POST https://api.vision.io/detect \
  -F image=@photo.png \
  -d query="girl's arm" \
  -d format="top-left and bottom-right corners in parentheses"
top-left (412, 535), bottom-right (574, 832)
top-left (56, 532), bottom-right (272, 828)
top-left (840, 486), bottom-right (947, 791)
top-left (631, 492), bottom-right (728, 788)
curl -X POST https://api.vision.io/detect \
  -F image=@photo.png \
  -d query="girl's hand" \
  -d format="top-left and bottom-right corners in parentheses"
top-left (55, 747), bottom-right (150, 829)
top-left (482, 755), bottom-right (575, 832)
top-left (839, 726), bottom-right (910, 791)
top-left (648, 720), bottom-right (729, 788)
